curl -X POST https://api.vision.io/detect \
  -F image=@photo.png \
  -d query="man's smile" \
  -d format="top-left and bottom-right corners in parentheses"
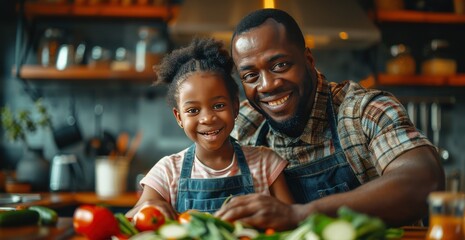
top-left (267, 94), bottom-right (290, 106)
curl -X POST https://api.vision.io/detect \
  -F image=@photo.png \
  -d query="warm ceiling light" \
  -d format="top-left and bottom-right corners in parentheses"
top-left (339, 32), bottom-right (349, 40)
top-left (263, 0), bottom-right (275, 8)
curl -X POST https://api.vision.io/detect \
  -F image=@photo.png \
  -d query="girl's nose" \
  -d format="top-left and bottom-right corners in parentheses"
top-left (199, 111), bottom-right (217, 124)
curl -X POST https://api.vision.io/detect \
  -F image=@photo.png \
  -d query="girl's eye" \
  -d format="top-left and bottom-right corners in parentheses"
top-left (213, 103), bottom-right (226, 110)
top-left (186, 108), bottom-right (199, 114)
top-left (272, 62), bottom-right (290, 72)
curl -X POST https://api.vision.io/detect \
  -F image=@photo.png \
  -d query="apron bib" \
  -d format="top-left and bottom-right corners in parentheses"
top-left (175, 138), bottom-right (255, 213)
top-left (256, 91), bottom-right (361, 204)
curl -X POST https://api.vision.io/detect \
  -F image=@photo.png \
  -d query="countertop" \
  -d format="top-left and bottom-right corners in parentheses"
top-left (2, 192), bottom-right (139, 209)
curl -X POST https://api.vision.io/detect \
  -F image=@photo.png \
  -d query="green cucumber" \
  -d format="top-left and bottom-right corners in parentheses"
top-left (0, 209), bottom-right (40, 227)
top-left (158, 222), bottom-right (188, 239)
top-left (321, 220), bottom-right (356, 240)
top-left (28, 206), bottom-right (58, 226)
top-left (115, 213), bottom-right (139, 236)
top-left (189, 211), bottom-right (234, 232)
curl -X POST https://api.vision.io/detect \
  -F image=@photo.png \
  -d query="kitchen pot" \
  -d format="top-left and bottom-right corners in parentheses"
top-left (49, 154), bottom-right (83, 192)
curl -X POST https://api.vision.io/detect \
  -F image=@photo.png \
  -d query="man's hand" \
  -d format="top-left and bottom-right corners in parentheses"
top-left (214, 194), bottom-right (309, 231)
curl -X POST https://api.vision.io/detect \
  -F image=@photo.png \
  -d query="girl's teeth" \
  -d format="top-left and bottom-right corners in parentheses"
top-left (203, 130), bottom-right (219, 135)
top-left (268, 95), bottom-right (290, 106)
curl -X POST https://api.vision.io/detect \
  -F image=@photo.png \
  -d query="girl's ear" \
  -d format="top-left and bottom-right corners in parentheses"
top-left (173, 108), bottom-right (183, 128)
top-left (233, 98), bottom-right (240, 120)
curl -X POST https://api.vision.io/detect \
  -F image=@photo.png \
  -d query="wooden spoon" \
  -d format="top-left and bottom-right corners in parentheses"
top-left (126, 132), bottom-right (142, 163)
top-left (116, 132), bottom-right (130, 156)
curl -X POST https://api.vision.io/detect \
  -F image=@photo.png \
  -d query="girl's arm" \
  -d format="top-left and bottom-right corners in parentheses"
top-left (269, 172), bottom-right (294, 204)
top-left (126, 185), bottom-right (178, 220)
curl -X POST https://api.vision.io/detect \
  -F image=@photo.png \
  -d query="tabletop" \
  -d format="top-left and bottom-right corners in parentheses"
top-left (0, 217), bottom-right (428, 240)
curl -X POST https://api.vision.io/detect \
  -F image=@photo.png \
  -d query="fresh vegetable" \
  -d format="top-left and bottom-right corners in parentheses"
top-left (73, 205), bottom-right (119, 240)
top-left (187, 211), bottom-right (235, 239)
top-left (178, 210), bottom-right (196, 224)
top-left (321, 220), bottom-right (355, 240)
top-left (0, 209), bottom-right (40, 227)
top-left (158, 222), bottom-right (189, 239)
top-left (115, 213), bottom-right (139, 236)
top-left (286, 206), bottom-right (403, 240)
top-left (29, 205), bottom-right (58, 226)
top-left (133, 206), bottom-right (166, 232)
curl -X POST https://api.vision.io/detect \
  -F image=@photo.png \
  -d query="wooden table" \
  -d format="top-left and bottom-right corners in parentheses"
top-left (0, 217), bottom-right (428, 240)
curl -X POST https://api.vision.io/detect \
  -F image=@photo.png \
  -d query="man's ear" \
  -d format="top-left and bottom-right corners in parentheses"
top-left (305, 47), bottom-right (316, 69)
top-left (173, 108), bottom-right (183, 128)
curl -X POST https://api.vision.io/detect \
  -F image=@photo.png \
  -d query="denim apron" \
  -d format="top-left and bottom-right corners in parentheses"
top-left (256, 92), bottom-right (361, 204)
top-left (175, 138), bottom-right (255, 213)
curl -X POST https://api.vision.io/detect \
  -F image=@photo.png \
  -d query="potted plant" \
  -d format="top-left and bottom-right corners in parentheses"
top-left (1, 99), bottom-right (52, 191)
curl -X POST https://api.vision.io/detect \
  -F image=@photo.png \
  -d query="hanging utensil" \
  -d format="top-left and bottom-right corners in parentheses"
top-left (407, 101), bottom-right (417, 127)
top-left (419, 102), bottom-right (429, 139)
top-left (431, 102), bottom-right (450, 162)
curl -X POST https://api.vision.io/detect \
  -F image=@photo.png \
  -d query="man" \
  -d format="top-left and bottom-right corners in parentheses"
top-left (215, 9), bottom-right (445, 230)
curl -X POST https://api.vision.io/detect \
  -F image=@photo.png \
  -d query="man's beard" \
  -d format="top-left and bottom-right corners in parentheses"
top-left (266, 100), bottom-right (309, 138)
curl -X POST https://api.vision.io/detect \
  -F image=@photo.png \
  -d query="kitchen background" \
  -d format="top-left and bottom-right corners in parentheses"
top-left (1, 0), bottom-right (465, 193)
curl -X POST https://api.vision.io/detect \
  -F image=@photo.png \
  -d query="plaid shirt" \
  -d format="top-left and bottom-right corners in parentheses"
top-left (232, 74), bottom-right (433, 184)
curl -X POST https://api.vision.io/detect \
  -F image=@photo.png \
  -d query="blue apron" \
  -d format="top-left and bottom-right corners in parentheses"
top-left (256, 92), bottom-right (361, 204)
top-left (175, 138), bottom-right (255, 213)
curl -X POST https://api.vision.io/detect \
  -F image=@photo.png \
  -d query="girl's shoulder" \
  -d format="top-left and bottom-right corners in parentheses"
top-left (157, 148), bottom-right (189, 167)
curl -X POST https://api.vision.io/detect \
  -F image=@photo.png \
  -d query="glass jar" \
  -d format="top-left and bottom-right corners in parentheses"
top-left (386, 44), bottom-right (416, 75)
top-left (421, 39), bottom-right (457, 76)
top-left (37, 28), bottom-right (63, 67)
top-left (426, 192), bottom-right (465, 240)
top-left (135, 26), bottom-right (168, 72)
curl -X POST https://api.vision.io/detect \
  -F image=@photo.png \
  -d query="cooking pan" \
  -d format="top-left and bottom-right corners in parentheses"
top-left (52, 97), bottom-right (83, 150)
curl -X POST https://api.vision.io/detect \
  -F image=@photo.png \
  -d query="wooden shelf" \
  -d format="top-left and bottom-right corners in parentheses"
top-left (23, 2), bottom-right (174, 20)
top-left (360, 74), bottom-right (465, 88)
top-left (375, 10), bottom-right (465, 24)
top-left (15, 65), bottom-right (156, 82)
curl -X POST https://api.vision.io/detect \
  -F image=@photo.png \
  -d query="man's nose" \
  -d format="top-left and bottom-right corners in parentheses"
top-left (257, 72), bottom-right (282, 92)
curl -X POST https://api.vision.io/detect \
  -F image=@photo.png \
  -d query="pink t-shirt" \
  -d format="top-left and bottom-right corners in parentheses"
top-left (140, 145), bottom-right (288, 209)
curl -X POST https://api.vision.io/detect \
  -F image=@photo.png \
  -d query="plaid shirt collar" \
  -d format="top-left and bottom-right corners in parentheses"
top-left (269, 73), bottom-right (333, 146)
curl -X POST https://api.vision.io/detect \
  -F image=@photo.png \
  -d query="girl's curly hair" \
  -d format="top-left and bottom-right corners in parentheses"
top-left (154, 38), bottom-right (238, 109)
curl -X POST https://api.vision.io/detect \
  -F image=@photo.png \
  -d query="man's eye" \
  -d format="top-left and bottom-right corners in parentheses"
top-left (242, 72), bottom-right (259, 83)
top-left (272, 62), bottom-right (290, 72)
top-left (213, 103), bottom-right (226, 110)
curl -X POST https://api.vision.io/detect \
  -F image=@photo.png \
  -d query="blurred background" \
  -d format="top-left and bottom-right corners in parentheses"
top-left (0, 0), bottom-right (464, 195)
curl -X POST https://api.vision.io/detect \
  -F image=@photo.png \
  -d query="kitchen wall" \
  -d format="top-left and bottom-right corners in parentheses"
top-left (1, 1), bottom-right (464, 192)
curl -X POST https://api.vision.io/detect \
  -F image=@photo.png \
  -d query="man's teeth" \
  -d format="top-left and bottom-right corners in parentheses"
top-left (268, 95), bottom-right (290, 106)
top-left (202, 130), bottom-right (220, 135)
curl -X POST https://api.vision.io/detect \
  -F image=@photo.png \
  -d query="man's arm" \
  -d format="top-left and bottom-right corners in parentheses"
top-left (307, 145), bottom-right (444, 226)
top-left (215, 145), bottom-right (444, 230)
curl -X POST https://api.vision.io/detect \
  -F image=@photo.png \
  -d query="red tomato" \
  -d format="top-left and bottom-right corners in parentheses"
top-left (133, 206), bottom-right (165, 231)
top-left (73, 205), bottom-right (119, 240)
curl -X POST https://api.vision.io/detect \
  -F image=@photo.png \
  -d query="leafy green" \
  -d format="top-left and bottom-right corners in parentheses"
top-left (1, 99), bottom-right (51, 144)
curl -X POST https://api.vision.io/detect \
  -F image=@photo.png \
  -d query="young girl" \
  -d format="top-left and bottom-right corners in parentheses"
top-left (126, 38), bottom-right (293, 219)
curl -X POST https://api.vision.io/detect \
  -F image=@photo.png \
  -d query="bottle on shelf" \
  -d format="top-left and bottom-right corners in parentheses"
top-left (37, 28), bottom-right (63, 68)
top-left (135, 26), bottom-right (168, 72)
top-left (421, 39), bottom-right (457, 76)
top-left (385, 44), bottom-right (416, 75)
